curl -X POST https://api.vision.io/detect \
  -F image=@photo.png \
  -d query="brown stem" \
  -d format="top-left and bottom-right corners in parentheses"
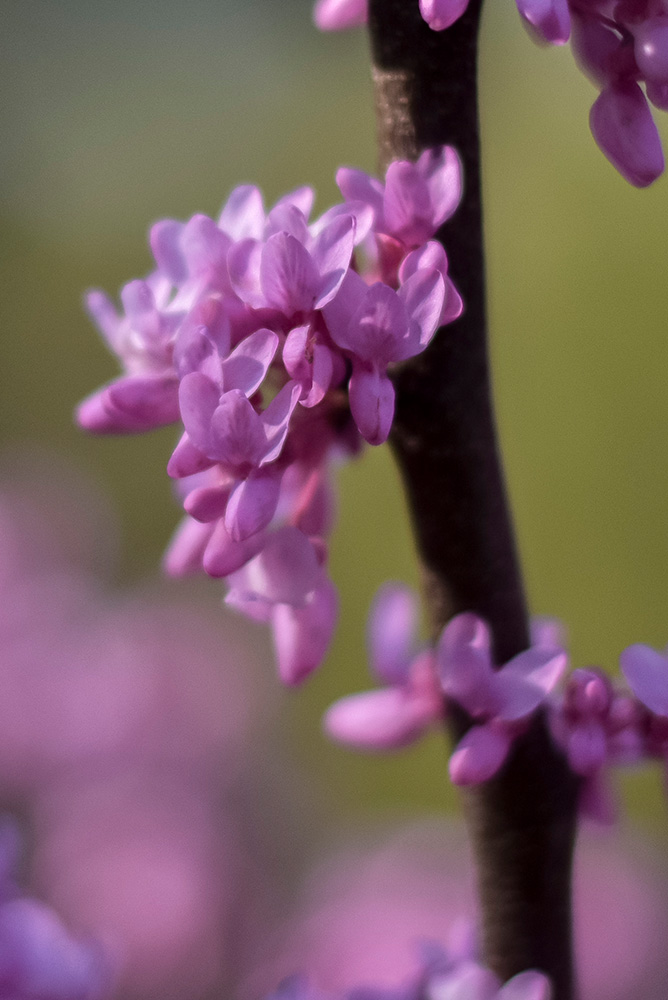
top-left (366, 2), bottom-right (579, 996)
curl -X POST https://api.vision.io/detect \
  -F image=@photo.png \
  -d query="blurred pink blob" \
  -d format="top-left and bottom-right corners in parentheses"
top-left (0, 456), bottom-right (275, 999)
top-left (247, 820), bottom-right (668, 1000)
top-left (32, 774), bottom-right (243, 1000)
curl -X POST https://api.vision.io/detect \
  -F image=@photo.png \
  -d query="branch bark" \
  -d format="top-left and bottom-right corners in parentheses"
top-left (366, 3), bottom-right (579, 996)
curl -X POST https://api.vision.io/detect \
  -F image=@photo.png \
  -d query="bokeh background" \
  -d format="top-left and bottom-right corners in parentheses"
top-left (3, 0), bottom-right (668, 992)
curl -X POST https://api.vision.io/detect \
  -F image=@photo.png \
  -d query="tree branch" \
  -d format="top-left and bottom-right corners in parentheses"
top-left (367, 3), bottom-right (579, 996)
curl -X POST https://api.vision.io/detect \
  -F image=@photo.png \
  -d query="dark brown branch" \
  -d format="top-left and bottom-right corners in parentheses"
top-left (366, 2), bottom-right (579, 996)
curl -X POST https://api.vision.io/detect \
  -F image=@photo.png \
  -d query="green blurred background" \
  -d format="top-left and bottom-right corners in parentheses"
top-left (3, 0), bottom-right (668, 830)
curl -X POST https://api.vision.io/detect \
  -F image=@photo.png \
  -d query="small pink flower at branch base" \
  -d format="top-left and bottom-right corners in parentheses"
top-left (518, 0), bottom-right (668, 185)
top-left (324, 583), bottom-right (443, 750)
top-left (437, 614), bottom-right (567, 785)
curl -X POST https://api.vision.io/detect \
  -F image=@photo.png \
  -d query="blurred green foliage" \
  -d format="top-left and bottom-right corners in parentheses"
top-left (3, 0), bottom-right (668, 830)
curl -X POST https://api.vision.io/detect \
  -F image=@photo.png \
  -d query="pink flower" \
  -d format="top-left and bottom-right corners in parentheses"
top-left (518, 0), bottom-right (668, 185)
top-left (324, 583), bottom-right (442, 750)
top-left (437, 614), bottom-right (567, 784)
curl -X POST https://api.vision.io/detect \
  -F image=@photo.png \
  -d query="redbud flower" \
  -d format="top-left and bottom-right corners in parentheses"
top-left (78, 152), bottom-right (462, 685)
top-left (518, 0), bottom-right (667, 185)
top-left (438, 614), bottom-right (567, 784)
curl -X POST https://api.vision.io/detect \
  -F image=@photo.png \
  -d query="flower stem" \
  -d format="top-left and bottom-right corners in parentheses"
top-left (367, 2), bottom-right (579, 995)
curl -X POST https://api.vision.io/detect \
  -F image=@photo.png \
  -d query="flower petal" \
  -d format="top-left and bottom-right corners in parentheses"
top-left (449, 724), bottom-right (512, 785)
top-left (590, 82), bottom-right (664, 188)
top-left (324, 687), bottom-right (434, 750)
top-left (620, 643), bottom-right (668, 715)
top-left (271, 578), bottom-right (338, 685)
top-left (368, 582), bottom-right (419, 684)
top-left (349, 365), bottom-right (395, 445)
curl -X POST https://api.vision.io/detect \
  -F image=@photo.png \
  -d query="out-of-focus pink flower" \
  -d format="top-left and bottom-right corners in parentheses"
top-left (437, 614), bottom-right (567, 784)
top-left (324, 584), bottom-right (442, 749)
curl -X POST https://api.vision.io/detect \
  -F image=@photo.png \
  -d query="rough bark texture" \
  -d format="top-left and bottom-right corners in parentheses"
top-left (366, 2), bottom-right (580, 996)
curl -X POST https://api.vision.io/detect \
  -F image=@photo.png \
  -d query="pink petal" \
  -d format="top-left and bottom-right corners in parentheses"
top-left (384, 161), bottom-right (433, 245)
top-left (449, 724), bottom-right (512, 785)
top-left (178, 371), bottom-right (221, 456)
top-left (265, 202), bottom-right (311, 243)
top-left (271, 579), bottom-right (338, 685)
top-left (344, 282), bottom-right (409, 363)
top-left (85, 289), bottom-right (121, 348)
top-left (336, 166), bottom-right (385, 221)
top-left (261, 381), bottom-right (302, 463)
top-left (590, 82), bottom-right (664, 188)
top-left (235, 527), bottom-right (321, 606)
top-left (184, 483), bottom-right (231, 523)
top-left (322, 268), bottom-right (368, 348)
top-left (567, 721), bottom-right (607, 776)
top-left (313, 0), bottom-right (367, 31)
top-left (311, 215), bottom-right (356, 309)
top-left (162, 517), bottom-right (213, 577)
top-left (324, 687), bottom-right (434, 750)
top-left (397, 268), bottom-right (446, 356)
top-left (349, 365), bottom-right (395, 445)
top-left (218, 184), bottom-right (265, 240)
top-left (167, 432), bottom-right (215, 479)
top-left (419, 0), bottom-right (470, 32)
top-left (620, 643), bottom-right (668, 715)
top-left (260, 232), bottom-right (320, 315)
top-left (209, 390), bottom-right (267, 468)
top-left (221, 328), bottom-right (278, 396)
top-left (494, 649), bottom-right (567, 722)
top-left (203, 519), bottom-right (265, 578)
top-left (181, 213), bottom-right (230, 278)
top-left (437, 613), bottom-right (497, 717)
top-left (227, 238), bottom-right (265, 307)
top-left (368, 582), bottom-right (419, 684)
top-left (150, 219), bottom-right (186, 283)
top-left (78, 375), bottom-right (179, 433)
top-left (275, 186), bottom-right (315, 220)
top-left (498, 970), bottom-right (552, 1000)
top-left (399, 241), bottom-right (448, 283)
top-left (516, 0), bottom-right (570, 44)
top-left (418, 145), bottom-right (463, 228)
top-left (225, 469), bottom-right (281, 541)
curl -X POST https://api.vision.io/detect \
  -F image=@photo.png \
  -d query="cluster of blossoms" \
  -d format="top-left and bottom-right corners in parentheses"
top-left (315, 0), bottom-right (668, 187)
top-left (324, 583), bottom-right (668, 809)
top-left (78, 148), bottom-right (463, 685)
top-left (313, 0), bottom-right (471, 32)
top-left (517, 0), bottom-right (668, 186)
top-left (267, 948), bottom-right (551, 999)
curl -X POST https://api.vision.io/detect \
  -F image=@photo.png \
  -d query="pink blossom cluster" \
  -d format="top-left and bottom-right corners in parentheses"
top-left (325, 585), bottom-right (567, 786)
top-left (313, 0), bottom-right (471, 32)
top-left (325, 584), bottom-right (668, 799)
top-left (78, 150), bottom-right (463, 685)
top-left (517, 0), bottom-right (668, 186)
